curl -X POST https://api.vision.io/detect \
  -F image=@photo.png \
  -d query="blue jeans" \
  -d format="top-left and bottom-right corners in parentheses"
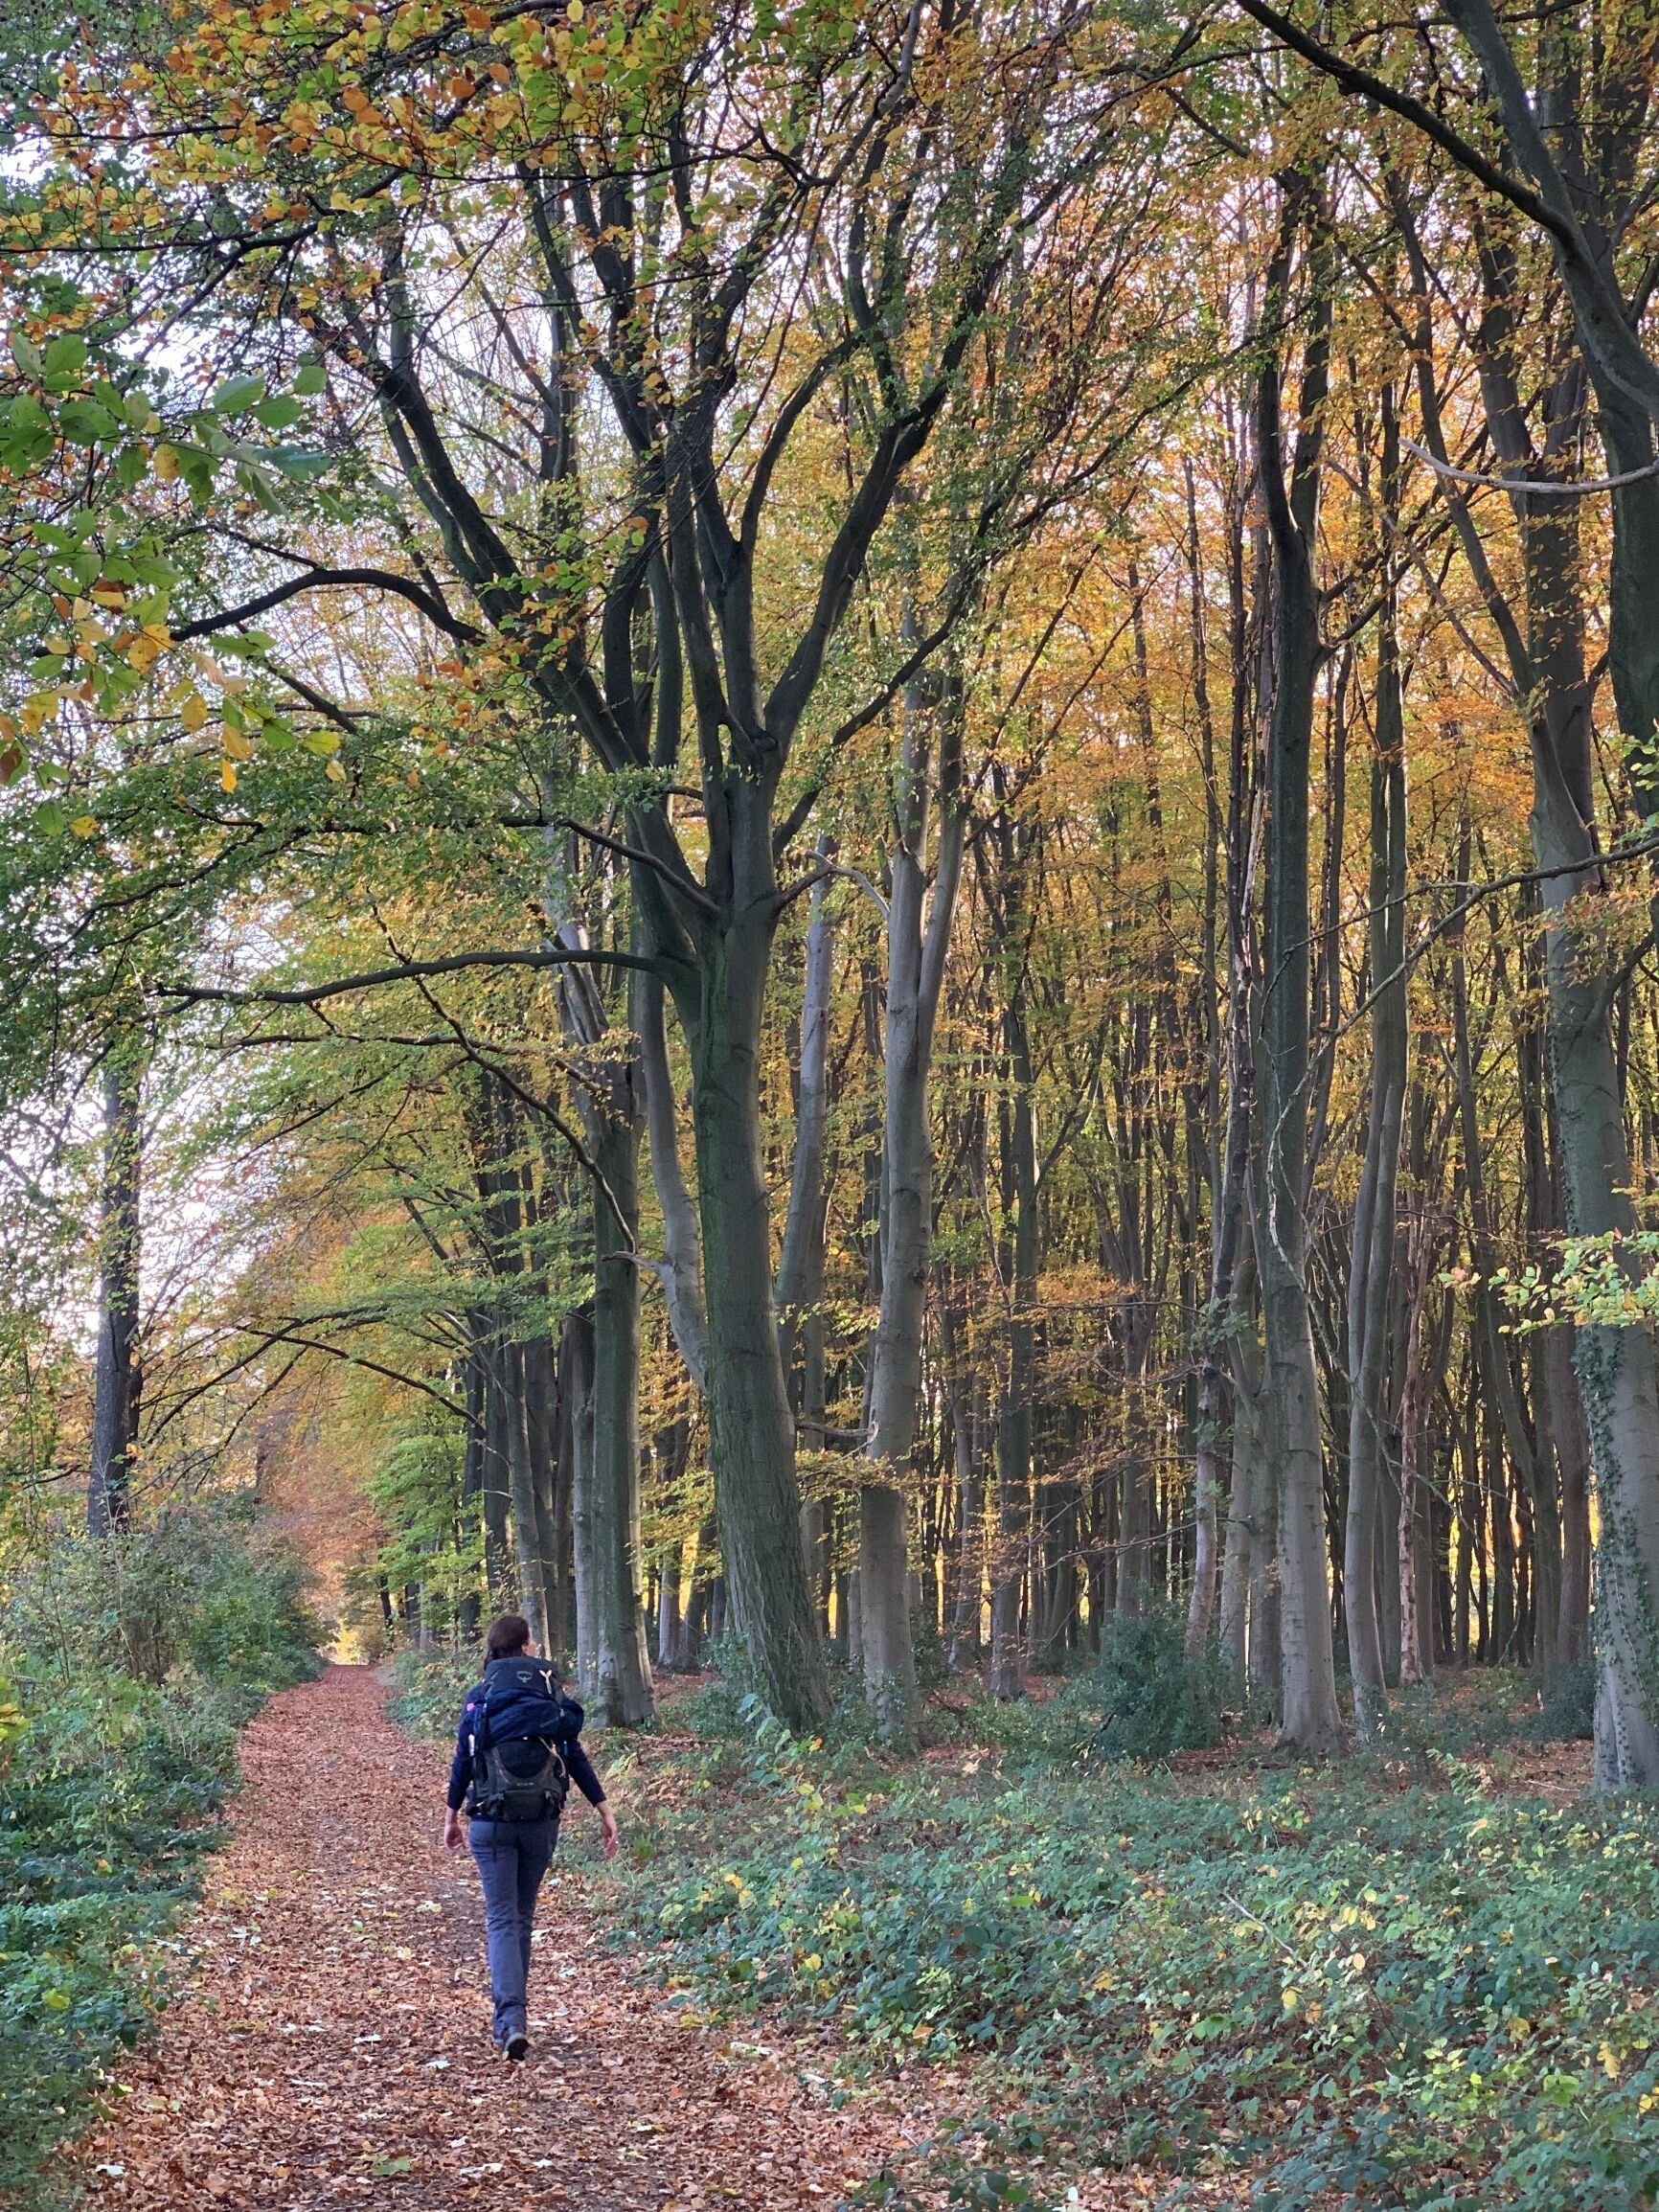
top-left (468, 1815), bottom-right (556, 2042)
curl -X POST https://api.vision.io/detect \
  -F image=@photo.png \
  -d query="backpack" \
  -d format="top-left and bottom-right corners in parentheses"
top-left (464, 1658), bottom-right (576, 1823)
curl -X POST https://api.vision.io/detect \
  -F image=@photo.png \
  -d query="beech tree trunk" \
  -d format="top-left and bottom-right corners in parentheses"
top-left (681, 878), bottom-right (830, 1730)
top-left (859, 665), bottom-right (965, 1744)
top-left (585, 1037), bottom-right (655, 1725)
top-left (1345, 543), bottom-right (1407, 1741)
top-left (480, 1327), bottom-right (511, 1603)
top-left (88, 1056), bottom-right (143, 1539)
top-left (1255, 200), bottom-right (1345, 1757)
top-left (505, 1343), bottom-right (551, 1655)
top-left (564, 1309), bottom-right (597, 1692)
top-left (989, 982), bottom-right (1037, 1704)
top-left (776, 856), bottom-right (837, 1633)
top-left (557, 934), bottom-right (654, 1723)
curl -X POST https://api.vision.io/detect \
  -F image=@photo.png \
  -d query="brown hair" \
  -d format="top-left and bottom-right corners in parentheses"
top-left (485, 1613), bottom-right (532, 1660)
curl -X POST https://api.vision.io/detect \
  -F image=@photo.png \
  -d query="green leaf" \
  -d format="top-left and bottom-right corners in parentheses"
top-left (254, 395), bottom-right (303, 430)
top-left (42, 332), bottom-right (88, 383)
top-left (10, 330), bottom-right (42, 377)
top-left (35, 800), bottom-right (68, 836)
top-left (56, 399), bottom-right (121, 445)
top-left (212, 373), bottom-right (267, 414)
top-left (267, 446), bottom-right (332, 481)
top-left (292, 361), bottom-right (327, 395)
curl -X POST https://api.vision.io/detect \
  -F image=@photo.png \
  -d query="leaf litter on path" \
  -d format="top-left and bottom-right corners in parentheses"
top-left (70, 1664), bottom-right (912, 2210)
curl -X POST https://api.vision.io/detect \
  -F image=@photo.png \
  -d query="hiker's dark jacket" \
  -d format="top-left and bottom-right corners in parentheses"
top-left (445, 1656), bottom-right (605, 1814)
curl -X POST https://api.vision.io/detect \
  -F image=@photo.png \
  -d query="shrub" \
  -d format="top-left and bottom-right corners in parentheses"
top-left (386, 1645), bottom-right (479, 1744)
top-left (1532, 1657), bottom-right (1597, 1743)
top-left (979, 1602), bottom-right (1232, 1770)
top-left (0, 1502), bottom-right (319, 2196)
top-left (2, 1501), bottom-right (323, 1702)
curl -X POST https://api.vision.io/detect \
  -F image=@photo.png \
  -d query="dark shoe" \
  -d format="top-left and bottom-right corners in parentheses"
top-left (504, 2032), bottom-right (531, 2062)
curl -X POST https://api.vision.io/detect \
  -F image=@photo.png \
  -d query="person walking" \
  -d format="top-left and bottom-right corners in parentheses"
top-left (442, 1613), bottom-right (619, 2060)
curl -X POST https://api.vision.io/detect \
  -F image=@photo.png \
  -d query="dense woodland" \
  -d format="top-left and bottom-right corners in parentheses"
top-left (15, 4), bottom-right (1659, 2194)
top-left (7, 0), bottom-right (1659, 1761)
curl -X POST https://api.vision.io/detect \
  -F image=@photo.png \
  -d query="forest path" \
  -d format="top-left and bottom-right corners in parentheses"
top-left (73, 1664), bottom-right (909, 2211)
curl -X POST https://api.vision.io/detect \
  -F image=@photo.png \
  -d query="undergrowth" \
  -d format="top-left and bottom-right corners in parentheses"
top-left (0, 1501), bottom-right (319, 2201)
top-left (634, 1675), bottom-right (1654, 2208)
top-left (391, 1629), bottom-right (1650, 2209)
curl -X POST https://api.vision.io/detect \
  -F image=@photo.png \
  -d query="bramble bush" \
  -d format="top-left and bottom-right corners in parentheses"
top-left (0, 1502), bottom-right (320, 2197)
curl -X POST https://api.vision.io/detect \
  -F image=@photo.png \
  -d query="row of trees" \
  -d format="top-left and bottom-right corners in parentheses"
top-left (7, 0), bottom-right (1659, 1779)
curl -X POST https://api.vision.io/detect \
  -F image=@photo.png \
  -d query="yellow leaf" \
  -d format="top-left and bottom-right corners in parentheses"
top-left (180, 691), bottom-right (209, 733)
top-left (127, 634), bottom-right (163, 674)
top-left (222, 727), bottom-right (254, 761)
top-left (324, 758), bottom-right (348, 783)
top-left (1282, 1987), bottom-right (1300, 2013)
top-left (154, 444), bottom-right (179, 481)
top-left (220, 759), bottom-right (239, 792)
top-left (70, 815), bottom-right (99, 838)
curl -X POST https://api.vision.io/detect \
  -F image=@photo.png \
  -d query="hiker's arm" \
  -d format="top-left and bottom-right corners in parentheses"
top-left (566, 1739), bottom-right (620, 1859)
top-left (442, 1705), bottom-right (473, 1849)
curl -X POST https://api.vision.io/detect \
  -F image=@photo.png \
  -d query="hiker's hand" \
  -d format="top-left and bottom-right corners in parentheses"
top-left (599, 1805), bottom-right (619, 1859)
top-left (443, 1812), bottom-right (463, 1852)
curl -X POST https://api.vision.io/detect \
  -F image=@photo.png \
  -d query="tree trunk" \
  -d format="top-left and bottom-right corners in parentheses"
top-left (777, 855), bottom-right (837, 1641)
top-left (88, 1055), bottom-right (143, 1539)
top-left (685, 892), bottom-right (830, 1730)
top-left (505, 1344), bottom-right (551, 1654)
top-left (989, 990), bottom-right (1037, 1704)
top-left (942, 1300), bottom-right (984, 1671)
top-left (1397, 1332), bottom-right (1431, 1687)
top-left (586, 1059), bottom-right (655, 1725)
top-left (459, 1344), bottom-right (484, 1641)
top-left (563, 1309), bottom-right (597, 1693)
top-left (638, 973), bottom-right (709, 1394)
top-left (1552, 1327), bottom-right (1592, 1661)
top-left (525, 1334), bottom-right (564, 1658)
top-left (480, 1330), bottom-right (512, 1603)
top-left (1255, 203), bottom-right (1345, 1756)
top-left (1344, 425), bottom-right (1407, 1743)
top-left (859, 669), bottom-right (966, 1743)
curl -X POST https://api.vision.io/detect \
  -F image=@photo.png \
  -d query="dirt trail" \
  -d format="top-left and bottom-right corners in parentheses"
top-left (74, 1665), bottom-right (910, 2210)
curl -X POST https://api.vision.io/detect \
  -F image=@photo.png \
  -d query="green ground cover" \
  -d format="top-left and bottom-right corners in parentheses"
top-left (0, 1503), bottom-right (319, 2199)
top-left (398, 1624), bottom-right (1656, 2211)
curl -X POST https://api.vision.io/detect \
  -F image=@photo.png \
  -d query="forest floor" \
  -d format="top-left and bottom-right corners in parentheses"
top-left (67, 1664), bottom-right (931, 2212)
top-left (64, 1660), bottom-right (1604, 2212)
